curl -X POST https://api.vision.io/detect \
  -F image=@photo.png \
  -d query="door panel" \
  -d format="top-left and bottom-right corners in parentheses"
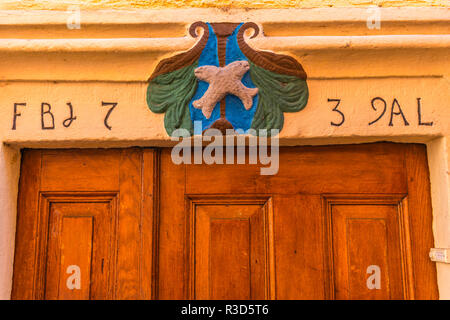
top-left (40, 150), bottom-right (120, 191)
top-left (12, 148), bottom-right (157, 300)
top-left (57, 216), bottom-right (93, 300)
top-left (186, 144), bottom-right (407, 194)
top-left (325, 196), bottom-right (411, 300)
top-left (44, 200), bottom-right (116, 300)
top-left (13, 144), bottom-right (439, 300)
top-left (273, 194), bottom-right (325, 299)
top-left (157, 152), bottom-right (186, 300)
top-left (188, 198), bottom-right (274, 300)
top-left (158, 143), bottom-right (438, 300)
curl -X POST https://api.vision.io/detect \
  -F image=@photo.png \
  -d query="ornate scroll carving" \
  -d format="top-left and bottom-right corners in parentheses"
top-left (148, 21), bottom-right (210, 81)
top-left (237, 22), bottom-right (307, 80)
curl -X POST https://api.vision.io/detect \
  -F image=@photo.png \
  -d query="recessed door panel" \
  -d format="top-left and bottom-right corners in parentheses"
top-left (44, 200), bottom-right (115, 300)
top-left (188, 199), bottom-right (274, 299)
top-left (325, 197), bottom-right (413, 300)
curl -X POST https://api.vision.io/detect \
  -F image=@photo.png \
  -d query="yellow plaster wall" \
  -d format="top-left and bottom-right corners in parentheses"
top-left (0, 0), bottom-right (448, 10)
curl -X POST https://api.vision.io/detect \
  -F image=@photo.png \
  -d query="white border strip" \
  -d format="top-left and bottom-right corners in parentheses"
top-left (0, 8), bottom-right (448, 25)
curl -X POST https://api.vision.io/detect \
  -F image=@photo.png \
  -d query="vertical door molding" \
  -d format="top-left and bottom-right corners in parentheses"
top-left (404, 144), bottom-right (439, 299)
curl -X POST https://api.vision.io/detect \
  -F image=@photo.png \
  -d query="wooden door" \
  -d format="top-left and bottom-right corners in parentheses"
top-left (12, 148), bottom-right (157, 300)
top-left (12, 143), bottom-right (439, 300)
top-left (157, 143), bottom-right (438, 300)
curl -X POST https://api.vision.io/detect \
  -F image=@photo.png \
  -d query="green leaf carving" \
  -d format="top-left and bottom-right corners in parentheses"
top-left (146, 62), bottom-right (199, 136)
top-left (249, 61), bottom-right (309, 134)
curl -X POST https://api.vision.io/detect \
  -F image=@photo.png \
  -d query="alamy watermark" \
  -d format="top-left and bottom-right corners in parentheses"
top-left (366, 265), bottom-right (381, 290)
top-left (170, 121), bottom-right (279, 176)
top-left (366, 6), bottom-right (381, 30)
top-left (66, 265), bottom-right (81, 290)
top-left (66, 5), bottom-right (81, 30)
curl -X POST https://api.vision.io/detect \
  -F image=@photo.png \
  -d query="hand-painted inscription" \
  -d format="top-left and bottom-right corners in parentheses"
top-left (11, 101), bottom-right (118, 130)
top-left (328, 97), bottom-right (434, 127)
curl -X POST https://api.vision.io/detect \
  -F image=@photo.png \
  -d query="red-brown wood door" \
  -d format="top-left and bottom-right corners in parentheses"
top-left (12, 143), bottom-right (438, 300)
top-left (157, 143), bottom-right (438, 300)
top-left (12, 149), bottom-right (156, 300)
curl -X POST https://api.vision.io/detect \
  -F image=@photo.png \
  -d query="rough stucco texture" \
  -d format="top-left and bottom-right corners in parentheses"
top-left (0, 0), bottom-right (448, 10)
